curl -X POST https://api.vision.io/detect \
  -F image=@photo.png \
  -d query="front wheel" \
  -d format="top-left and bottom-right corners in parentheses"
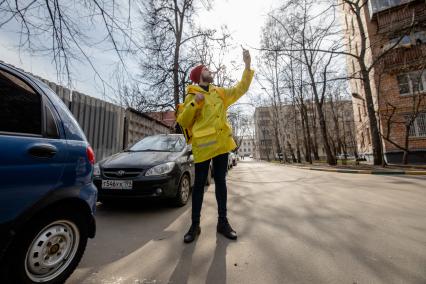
top-left (173, 174), bottom-right (191, 207)
top-left (6, 211), bottom-right (88, 284)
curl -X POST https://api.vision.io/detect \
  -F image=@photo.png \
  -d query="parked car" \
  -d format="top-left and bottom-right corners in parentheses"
top-left (336, 154), bottom-right (356, 160)
top-left (94, 134), bottom-right (195, 206)
top-left (0, 63), bottom-right (97, 284)
top-left (227, 152), bottom-right (234, 169)
top-left (230, 152), bottom-right (238, 166)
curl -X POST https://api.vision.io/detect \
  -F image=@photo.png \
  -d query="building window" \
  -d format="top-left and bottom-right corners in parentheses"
top-left (358, 106), bottom-right (362, 122)
top-left (408, 113), bottom-right (426, 137)
top-left (366, 128), bottom-right (371, 145)
top-left (397, 71), bottom-right (426, 95)
top-left (351, 18), bottom-right (355, 36)
top-left (363, 101), bottom-right (367, 116)
top-left (349, 37), bottom-right (352, 52)
top-left (384, 34), bottom-right (412, 51)
top-left (369, 0), bottom-right (417, 15)
top-left (0, 70), bottom-right (41, 135)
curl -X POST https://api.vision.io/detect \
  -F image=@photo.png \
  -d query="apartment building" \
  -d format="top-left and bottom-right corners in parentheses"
top-left (254, 107), bottom-right (276, 160)
top-left (237, 137), bottom-right (256, 158)
top-left (254, 101), bottom-right (356, 161)
top-left (342, 0), bottom-right (426, 163)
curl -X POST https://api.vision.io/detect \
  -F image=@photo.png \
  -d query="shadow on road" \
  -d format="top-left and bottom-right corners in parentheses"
top-left (167, 234), bottom-right (230, 284)
top-left (167, 241), bottom-right (196, 284)
top-left (73, 199), bottom-right (190, 281)
top-left (227, 162), bottom-right (426, 283)
top-left (206, 235), bottom-right (230, 284)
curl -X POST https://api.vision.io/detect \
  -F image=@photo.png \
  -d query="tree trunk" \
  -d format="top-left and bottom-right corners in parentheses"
top-left (301, 50), bottom-right (335, 165)
top-left (311, 119), bottom-right (320, 160)
top-left (295, 120), bottom-right (302, 163)
top-left (360, 69), bottom-right (383, 165)
top-left (300, 105), bottom-right (312, 163)
top-left (173, 0), bottom-right (185, 107)
top-left (303, 105), bottom-right (314, 163)
top-left (402, 125), bottom-right (410, 164)
top-left (353, 3), bottom-right (383, 165)
top-left (316, 104), bottom-right (336, 165)
top-left (287, 141), bottom-right (296, 162)
top-left (309, 100), bottom-right (320, 160)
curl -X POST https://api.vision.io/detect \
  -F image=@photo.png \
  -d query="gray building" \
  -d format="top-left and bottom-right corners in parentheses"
top-left (237, 137), bottom-right (256, 158)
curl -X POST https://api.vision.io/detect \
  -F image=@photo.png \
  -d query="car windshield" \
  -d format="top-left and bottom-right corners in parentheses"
top-left (129, 135), bottom-right (185, 152)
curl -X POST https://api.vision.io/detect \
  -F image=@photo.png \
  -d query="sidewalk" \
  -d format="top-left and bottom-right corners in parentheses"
top-left (278, 162), bottom-right (426, 175)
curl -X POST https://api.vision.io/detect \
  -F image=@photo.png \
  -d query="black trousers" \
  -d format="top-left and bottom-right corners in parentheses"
top-left (191, 153), bottom-right (228, 224)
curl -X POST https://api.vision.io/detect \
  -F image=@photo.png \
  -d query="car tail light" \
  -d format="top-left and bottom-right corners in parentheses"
top-left (87, 145), bottom-right (96, 165)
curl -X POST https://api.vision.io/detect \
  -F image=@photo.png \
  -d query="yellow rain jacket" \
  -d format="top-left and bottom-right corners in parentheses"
top-left (177, 69), bottom-right (254, 163)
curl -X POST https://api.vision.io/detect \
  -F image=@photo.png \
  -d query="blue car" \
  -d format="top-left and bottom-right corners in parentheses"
top-left (0, 63), bottom-right (97, 284)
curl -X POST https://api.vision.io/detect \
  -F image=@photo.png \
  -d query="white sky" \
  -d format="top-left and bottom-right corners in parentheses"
top-left (197, 0), bottom-right (282, 112)
top-left (0, 0), bottom-right (280, 106)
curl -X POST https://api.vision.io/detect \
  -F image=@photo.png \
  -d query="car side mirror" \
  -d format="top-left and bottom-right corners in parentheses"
top-left (186, 145), bottom-right (192, 155)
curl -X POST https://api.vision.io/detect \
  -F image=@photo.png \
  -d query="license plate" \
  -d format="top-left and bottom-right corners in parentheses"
top-left (102, 180), bottom-right (133, 189)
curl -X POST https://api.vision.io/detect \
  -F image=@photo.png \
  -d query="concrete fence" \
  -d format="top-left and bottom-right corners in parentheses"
top-left (1, 60), bottom-right (174, 161)
top-left (41, 79), bottom-right (172, 161)
top-left (41, 79), bottom-right (173, 161)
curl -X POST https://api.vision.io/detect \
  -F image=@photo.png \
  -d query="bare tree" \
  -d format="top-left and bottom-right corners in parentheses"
top-left (139, 0), bottom-right (231, 110)
top-left (0, 0), bottom-right (139, 92)
top-left (256, 0), bottom-right (419, 165)
top-left (267, 0), bottom-right (340, 165)
top-left (258, 17), bottom-right (290, 162)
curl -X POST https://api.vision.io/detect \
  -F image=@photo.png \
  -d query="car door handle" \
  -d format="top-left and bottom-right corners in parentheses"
top-left (28, 144), bottom-right (58, 158)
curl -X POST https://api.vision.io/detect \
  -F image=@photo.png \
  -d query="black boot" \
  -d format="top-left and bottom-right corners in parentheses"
top-left (184, 223), bottom-right (201, 243)
top-left (217, 218), bottom-right (237, 240)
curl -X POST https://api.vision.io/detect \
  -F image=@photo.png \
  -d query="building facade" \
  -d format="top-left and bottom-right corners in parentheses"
top-left (254, 107), bottom-right (275, 160)
top-left (254, 101), bottom-right (357, 161)
top-left (342, 0), bottom-right (426, 163)
top-left (237, 137), bottom-right (256, 158)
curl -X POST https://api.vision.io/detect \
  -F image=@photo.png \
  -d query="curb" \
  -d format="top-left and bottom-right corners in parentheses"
top-left (283, 165), bottom-right (426, 175)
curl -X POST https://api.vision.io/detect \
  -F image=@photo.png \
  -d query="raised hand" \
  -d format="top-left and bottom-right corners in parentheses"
top-left (241, 45), bottom-right (251, 70)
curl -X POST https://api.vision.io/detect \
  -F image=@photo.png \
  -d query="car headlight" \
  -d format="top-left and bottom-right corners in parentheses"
top-left (145, 162), bottom-right (176, 176)
top-left (93, 163), bottom-right (101, 176)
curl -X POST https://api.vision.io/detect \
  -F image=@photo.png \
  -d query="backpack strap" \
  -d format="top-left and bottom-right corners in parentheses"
top-left (213, 87), bottom-right (226, 102)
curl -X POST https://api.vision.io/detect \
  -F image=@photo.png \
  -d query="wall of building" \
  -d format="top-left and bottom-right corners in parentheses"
top-left (254, 101), bottom-right (356, 162)
top-left (341, 0), bottom-right (426, 164)
top-left (238, 138), bottom-right (255, 157)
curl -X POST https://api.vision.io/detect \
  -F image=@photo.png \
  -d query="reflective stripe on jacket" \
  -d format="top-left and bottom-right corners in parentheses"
top-left (177, 69), bottom-right (254, 163)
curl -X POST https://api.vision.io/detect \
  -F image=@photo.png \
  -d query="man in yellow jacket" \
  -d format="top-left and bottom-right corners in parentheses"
top-left (177, 48), bottom-right (254, 243)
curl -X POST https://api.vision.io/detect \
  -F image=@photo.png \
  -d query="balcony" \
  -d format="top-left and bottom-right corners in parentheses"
top-left (369, 0), bottom-right (417, 16)
top-left (382, 44), bottom-right (426, 72)
top-left (373, 1), bottom-right (426, 33)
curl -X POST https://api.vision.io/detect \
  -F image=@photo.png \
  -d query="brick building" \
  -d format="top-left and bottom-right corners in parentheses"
top-left (147, 111), bottom-right (176, 128)
top-left (341, 0), bottom-right (426, 163)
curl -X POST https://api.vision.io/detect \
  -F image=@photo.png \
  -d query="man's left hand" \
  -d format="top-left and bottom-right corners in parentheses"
top-left (243, 48), bottom-right (251, 70)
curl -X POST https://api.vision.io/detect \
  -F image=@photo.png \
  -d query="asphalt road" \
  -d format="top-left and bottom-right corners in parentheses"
top-left (68, 160), bottom-right (426, 284)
